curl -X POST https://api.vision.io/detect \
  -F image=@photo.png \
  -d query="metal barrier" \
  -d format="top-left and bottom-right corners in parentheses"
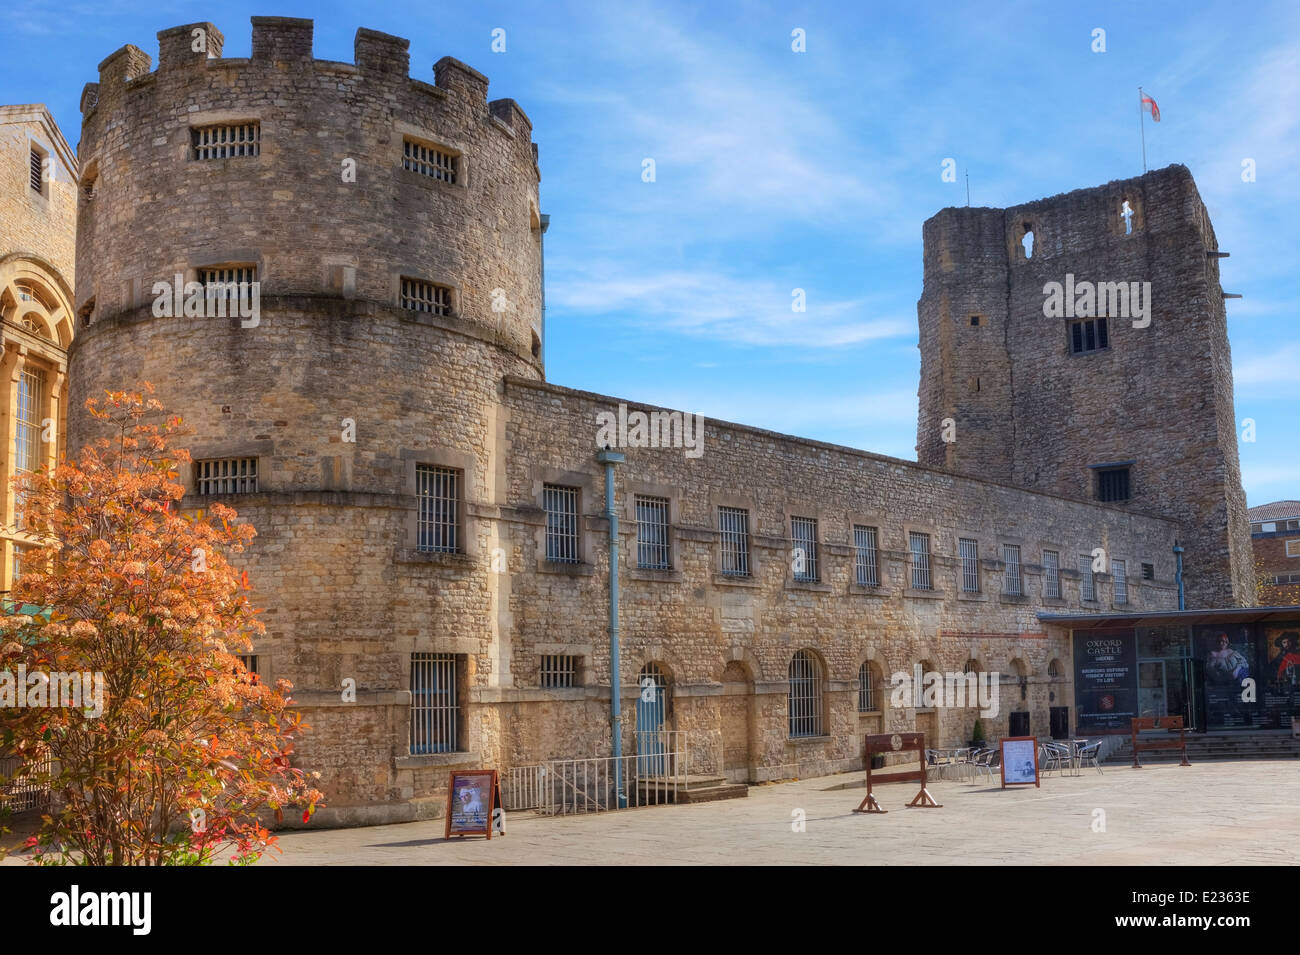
top-left (504, 731), bottom-right (687, 815)
top-left (0, 753), bottom-right (53, 814)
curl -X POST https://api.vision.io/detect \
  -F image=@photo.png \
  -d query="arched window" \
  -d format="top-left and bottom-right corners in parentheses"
top-left (857, 661), bottom-right (880, 712)
top-left (963, 659), bottom-right (979, 675)
top-left (1048, 659), bottom-right (1064, 679)
top-left (788, 650), bottom-right (824, 738)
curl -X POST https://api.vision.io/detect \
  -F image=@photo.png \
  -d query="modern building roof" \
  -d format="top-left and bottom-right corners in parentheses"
top-left (1038, 606), bottom-right (1300, 629)
top-left (1247, 500), bottom-right (1300, 522)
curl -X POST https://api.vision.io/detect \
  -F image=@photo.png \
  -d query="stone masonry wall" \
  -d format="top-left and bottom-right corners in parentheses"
top-left (917, 165), bottom-right (1254, 609)
top-left (499, 378), bottom-right (1180, 783)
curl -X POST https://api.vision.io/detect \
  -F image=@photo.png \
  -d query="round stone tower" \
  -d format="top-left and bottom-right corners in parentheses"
top-left (70, 17), bottom-right (544, 823)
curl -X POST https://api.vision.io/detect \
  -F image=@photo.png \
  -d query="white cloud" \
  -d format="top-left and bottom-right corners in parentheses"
top-left (550, 264), bottom-right (912, 347)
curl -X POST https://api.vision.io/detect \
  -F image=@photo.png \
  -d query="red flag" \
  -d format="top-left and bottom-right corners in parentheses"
top-left (1141, 93), bottom-right (1161, 122)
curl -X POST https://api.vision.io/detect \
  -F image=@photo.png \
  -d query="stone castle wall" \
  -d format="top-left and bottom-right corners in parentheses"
top-left (497, 378), bottom-right (1179, 783)
top-left (916, 165), bottom-right (1254, 608)
top-left (63, 18), bottom-right (1239, 825)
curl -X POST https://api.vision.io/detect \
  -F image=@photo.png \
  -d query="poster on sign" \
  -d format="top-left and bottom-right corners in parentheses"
top-left (445, 770), bottom-right (503, 839)
top-left (999, 736), bottom-right (1040, 788)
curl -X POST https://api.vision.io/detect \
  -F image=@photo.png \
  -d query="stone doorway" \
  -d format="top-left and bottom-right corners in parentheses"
top-left (719, 661), bottom-right (752, 783)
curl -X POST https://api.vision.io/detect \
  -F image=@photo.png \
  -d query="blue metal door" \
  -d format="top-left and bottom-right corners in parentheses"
top-left (636, 664), bottom-right (667, 774)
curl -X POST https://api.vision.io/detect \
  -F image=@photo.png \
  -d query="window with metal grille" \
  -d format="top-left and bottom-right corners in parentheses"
top-left (958, 538), bottom-right (980, 592)
top-left (15, 366), bottom-right (45, 476)
top-left (858, 661), bottom-right (877, 712)
top-left (719, 506), bottom-right (750, 576)
top-left (635, 495), bottom-right (670, 569)
top-left (1142, 561), bottom-right (1155, 580)
top-left (1003, 544), bottom-right (1023, 596)
top-left (788, 650), bottom-right (824, 738)
top-left (199, 266), bottom-right (257, 315)
top-left (402, 139), bottom-right (458, 184)
top-left (416, 465), bottom-right (459, 553)
top-left (410, 653), bottom-right (459, 754)
top-left (543, 484), bottom-right (580, 563)
top-left (791, 516), bottom-right (818, 582)
top-left (1043, 550), bottom-right (1061, 598)
top-left (1112, 559), bottom-right (1128, 604)
top-left (195, 458), bottom-right (258, 495)
top-left (191, 123), bottom-right (260, 160)
top-left (909, 531), bottom-right (932, 590)
top-left (1069, 317), bottom-right (1109, 354)
top-left (29, 145), bottom-right (45, 193)
top-left (400, 277), bottom-right (453, 316)
top-left (1079, 554), bottom-right (1096, 601)
top-left (539, 654), bottom-right (579, 688)
top-left (853, 525), bottom-right (879, 587)
top-left (1096, 466), bottom-right (1131, 503)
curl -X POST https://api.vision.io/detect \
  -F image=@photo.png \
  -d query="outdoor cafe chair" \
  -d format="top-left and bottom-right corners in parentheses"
top-left (1076, 739), bottom-right (1104, 774)
top-left (1042, 741), bottom-right (1071, 776)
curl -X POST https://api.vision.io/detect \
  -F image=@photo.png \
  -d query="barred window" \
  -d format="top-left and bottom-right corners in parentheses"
top-left (1079, 554), bottom-right (1096, 601)
top-left (195, 457), bottom-right (258, 495)
top-left (539, 654), bottom-right (579, 689)
top-left (543, 484), bottom-right (580, 563)
top-left (192, 123), bottom-right (260, 160)
top-left (200, 266), bottom-right (257, 314)
top-left (410, 653), bottom-right (459, 754)
top-left (1070, 317), bottom-right (1109, 354)
top-left (909, 531), bottom-right (932, 590)
top-left (791, 516), bottom-right (818, 582)
top-left (402, 139), bottom-right (458, 184)
top-left (1043, 550), bottom-right (1061, 598)
top-left (853, 525), bottom-right (879, 587)
top-left (635, 495), bottom-right (670, 570)
top-left (1003, 544), bottom-right (1023, 596)
top-left (400, 277), bottom-right (453, 316)
top-left (1141, 561), bottom-right (1155, 580)
top-left (858, 661), bottom-right (878, 712)
top-left (15, 366), bottom-right (46, 475)
top-left (1112, 558), bottom-right (1128, 605)
top-left (1096, 466), bottom-right (1131, 503)
top-left (718, 506), bottom-right (750, 577)
top-left (959, 538), bottom-right (980, 593)
top-left (416, 465), bottom-right (460, 553)
top-left (788, 649), bottom-right (824, 738)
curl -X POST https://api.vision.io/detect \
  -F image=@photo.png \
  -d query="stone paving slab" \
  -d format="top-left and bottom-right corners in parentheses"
top-left (249, 759), bottom-right (1300, 866)
top-left (3, 759), bottom-right (1294, 866)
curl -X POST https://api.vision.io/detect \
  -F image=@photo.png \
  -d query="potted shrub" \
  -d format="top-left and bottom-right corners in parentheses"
top-left (970, 718), bottom-right (987, 749)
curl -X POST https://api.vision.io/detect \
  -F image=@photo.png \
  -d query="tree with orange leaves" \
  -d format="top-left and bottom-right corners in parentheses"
top-left (0, 386), bottom-right (322, 865)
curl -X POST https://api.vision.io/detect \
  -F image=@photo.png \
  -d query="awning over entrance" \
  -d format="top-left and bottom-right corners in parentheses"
top-left (1037, 606), bottom-right (1300, 629)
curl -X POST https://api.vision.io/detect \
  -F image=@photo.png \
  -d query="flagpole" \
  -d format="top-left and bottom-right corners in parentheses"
top-left (1138, 86), bottom-right (1147, 172)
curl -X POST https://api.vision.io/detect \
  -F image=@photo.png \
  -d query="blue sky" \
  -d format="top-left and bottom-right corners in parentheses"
top-left (3, 0), bottom-right (1296, 505)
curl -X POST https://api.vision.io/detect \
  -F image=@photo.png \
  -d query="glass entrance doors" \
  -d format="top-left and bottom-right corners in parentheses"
top-left (1138, 659), bottom-right (1166, 718)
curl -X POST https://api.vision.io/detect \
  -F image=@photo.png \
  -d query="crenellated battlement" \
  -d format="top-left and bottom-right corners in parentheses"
top-left (82, 19), bottom-right (525, 126)
top-left (74, 16), bottom-right (543, 375)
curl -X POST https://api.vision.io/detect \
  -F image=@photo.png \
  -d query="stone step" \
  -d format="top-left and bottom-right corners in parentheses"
top-left (673, 784), bottom-right (749, 804)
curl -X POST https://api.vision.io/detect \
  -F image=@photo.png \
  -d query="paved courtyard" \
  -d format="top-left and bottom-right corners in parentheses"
top-left (259, 760), bottom-right (1297, 865)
